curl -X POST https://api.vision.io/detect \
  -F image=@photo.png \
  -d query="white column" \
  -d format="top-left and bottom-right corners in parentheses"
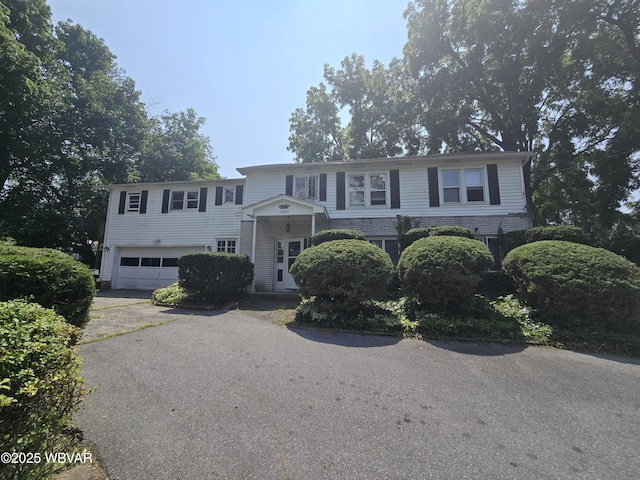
top-left (251, 216), bottom-right (257, 292)
top-left (311, 214), bottom-right (316, 236)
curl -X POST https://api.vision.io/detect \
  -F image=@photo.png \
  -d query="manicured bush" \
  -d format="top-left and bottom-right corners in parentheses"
top-left (290, 239), bottom-right (394, 307)
top-left (397, 236), bottom-right (494, 310)
top-left (0, 245), bottom-right (96, 328)
top-left (178, 253), bottom-right (254, 305)
top-left (310, 229), bottom-right (366, 245)
top-left (152, 282), bottom-right (193, 306)
top-left (400, 226), bottom-right (475, 250)
top-left (0, 300), bottom-right (85, 480)
top-left (525, 225), bottom-right (589, 245)
top-left (503, 241), bottom-right (640, 332)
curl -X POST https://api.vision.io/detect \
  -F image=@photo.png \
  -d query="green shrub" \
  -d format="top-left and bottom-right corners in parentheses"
top-left (178, 253), bottom-right (254, 305)
top-left (498, 229), bottom-right (527, 258)
top-left (290, 239), bottom-right (394, 308)
top-left (397, 236), bottom-right (494, 310)
top-left (477, 271), bottom-right (517, 299)
top-left (310, 229), bottom-right (366, 245)
top-left (400, 226), bottom-right (475, 250)
top-left (503, 241), bottom-right (640, 332)
top-left (0, 300), bottom-right (85, 480)
top-left (525, 225), bottom-right (589, 244)
top-left (152, 283), bottom-right (193, 306)
top-left (0, 245), bottom-right (96, 328)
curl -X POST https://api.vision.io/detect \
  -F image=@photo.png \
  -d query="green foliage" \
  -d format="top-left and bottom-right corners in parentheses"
top-left (178, 253), bottom-right (254, 305)
top-left (525, 225), bottom-right (589, 244)
top-left (0, 300), bottom-right (85, 480)
top-left (498, 229), bottom-right (528, 258)
top-left (397, 236), bottom-right (494, 310)
top-left (0, 245), bottom-right (96, 329)
top-left (400, 226), bottom-right (474, 250)
top-left (310, 229), bottom-right (366, 245)
top-left (152, 283), bottom-right (193, 306)
top-left (290, 240), bottom-right (394, 308)
top-left (503, 241), bottom-right (640, 332)
top-left (477, 271), bottom-right (517, 299)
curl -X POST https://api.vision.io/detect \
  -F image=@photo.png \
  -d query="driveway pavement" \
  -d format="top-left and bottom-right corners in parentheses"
top-left (75, 299), bottom-right (640, 479)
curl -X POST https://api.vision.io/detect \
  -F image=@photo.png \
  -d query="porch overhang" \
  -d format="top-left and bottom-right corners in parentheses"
top-left (242, 194), bottom-right (329, 219)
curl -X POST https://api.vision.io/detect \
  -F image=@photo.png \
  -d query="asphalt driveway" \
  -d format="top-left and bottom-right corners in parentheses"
top-left (75, 300), bottom-right (640, 479)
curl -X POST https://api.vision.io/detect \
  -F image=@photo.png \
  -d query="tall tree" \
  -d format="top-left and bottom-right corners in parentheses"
top-left (288, 54), bottom-right (424, 162)
top-left (136, 108), bottom-right (220, 182)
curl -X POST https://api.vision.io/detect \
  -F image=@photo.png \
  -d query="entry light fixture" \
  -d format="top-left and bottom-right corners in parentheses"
top-left (285, 216), bottom-right (291, 233)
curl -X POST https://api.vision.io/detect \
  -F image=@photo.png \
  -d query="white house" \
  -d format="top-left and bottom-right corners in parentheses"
top-left (99, 152), bottom-right (533, 291)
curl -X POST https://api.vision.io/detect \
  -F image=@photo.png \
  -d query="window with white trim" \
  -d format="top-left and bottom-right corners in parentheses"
top-left (348, 173), bottom-right (387, 207)
top-left (127, 193), bottom-right (141, 212)
top-left (217, 240), bottom-right (237, 253)
top-left (224, 188), bottom-right (235, 203)
top-left (294, 175), bottom-right (318, 200)
top-left (171, 191), bottom-right (199, 210)
top-left (368, 238), bottom-right (400, 264)
top-left (442, 168), bottom-right (486, 204)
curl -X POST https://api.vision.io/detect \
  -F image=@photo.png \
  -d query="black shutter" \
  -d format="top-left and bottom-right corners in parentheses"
top-left (139, 190), bottom-right (148, 214)
top-left (390, 169), bottom-right (400, 209)
top-left (487, 164), bottom-right (501, 205)
top-left (235, 185), bottom-right (244, 204)
top-left (199, 187), bottom-right (208, 212)
top-left (285, 175), bottom-right (294, 196)
top-left (215, 186), bottom-right (223, 205)
top-left (336, 172), bottom-right (345, 210)
top-left (118, 191), bottom-right (127, 214)
top-left (161, 189), bottom-right (170, 213)
top-left (319, 173), bottom-right (327, 201)
top-left (427, 167), bottom-right (440, 207)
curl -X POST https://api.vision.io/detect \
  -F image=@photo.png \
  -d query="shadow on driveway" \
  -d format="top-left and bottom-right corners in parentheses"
top-left (287, 325), bottom-right (401, 347)
top-left (427, 340), bottom-right (527, 356)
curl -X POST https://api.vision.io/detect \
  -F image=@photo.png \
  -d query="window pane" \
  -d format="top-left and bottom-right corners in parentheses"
top-left (349, 175), bottom-right (365, 188)
top-left (370, 190), bottom-right (386, 205)
top-left (186, 191), bottom-right (199, 209)
top-left (443, 187), bottom-right (460, 203)
top-left (217, 240), bottom-right (226, 252)
top-left (128, 193), bottom-right (140, 212)
top-left (171, 191), bottom-right (184, 210)
top-left (225, 188), bottom-right (234, 203)
top-left (467, 186), bottom-right (484, 202)
top-left (465, 169), bottom-right (483, 186)
top-left (120, 257), bottom-right (139, 267)
top-left (350, 190), bottom-right (365, 205)
top-left (307, 176), bottom-right (317, 199)
top-left (442, 170), bottom-right (460, 187)
top-left (162, 258), bottom-right (179, 267)
top-left (228, 240), bottom-right (236, 253)
top-left (141, 257), bottom-right (161, 267)
top-left (370, 174), bottom-right (386, 190)
top-left (295, 177), bottom-right (307, 199)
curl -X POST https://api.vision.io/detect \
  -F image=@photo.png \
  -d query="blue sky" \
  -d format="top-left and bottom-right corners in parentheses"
top-left (47, 0), bottom-right (409, 179)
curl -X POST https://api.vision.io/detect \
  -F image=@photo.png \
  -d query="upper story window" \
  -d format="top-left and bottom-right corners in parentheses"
top-left (442, 168), bottom-right (485, 204)
top-left (349, 173), bottom-right (387, 207)
top-left (294, 175), bottom-right (318, 200)
top-left (171, 191), bottom-right (199, 210)
top-left (127, 193), bottom-right (141, 212)
top-left (225, 188), bottom-right (235, 203)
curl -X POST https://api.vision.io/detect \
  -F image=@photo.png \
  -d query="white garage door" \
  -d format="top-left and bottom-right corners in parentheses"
top-left (115, 247), bottom-right (203, 290)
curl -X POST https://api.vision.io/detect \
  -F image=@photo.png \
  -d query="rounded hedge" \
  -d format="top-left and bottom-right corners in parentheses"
top-left (397, 236), bottom-right (494, 309)
top-left (178, 253), bottom-right (254, 304)
top-left (400, 226), bottom-right (474, 250)
top-left (0, 300), bottom-right (85, 479)
top-left (290, 239), bottom-right (394, 307)
top-left (503, 241), bottom-right (640, 332)
top-left (310, 229), bottom-right (366, 245)
top-left (0, 245), bottom-right (96, 328)
top-left (525, 225), bottom-right (589, 245)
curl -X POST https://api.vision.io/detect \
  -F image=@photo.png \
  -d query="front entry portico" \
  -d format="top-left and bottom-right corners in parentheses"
top-left (242, 195), bottom-right (329, 291)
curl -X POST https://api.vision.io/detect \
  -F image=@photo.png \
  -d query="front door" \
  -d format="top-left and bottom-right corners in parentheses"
top-left (276, 238), bottom-right (304, 289)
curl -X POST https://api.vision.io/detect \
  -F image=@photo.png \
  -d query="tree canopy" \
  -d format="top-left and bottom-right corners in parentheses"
top-left (0, 0), bottom-right (219, 263)
top-left (288, 0), bottom-right (640, 250)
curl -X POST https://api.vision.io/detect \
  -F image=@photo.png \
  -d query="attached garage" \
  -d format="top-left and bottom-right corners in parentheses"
top-left (114, 247), bottom-right (203, 290)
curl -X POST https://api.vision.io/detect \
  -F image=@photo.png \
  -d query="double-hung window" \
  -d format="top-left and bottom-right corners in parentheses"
top-left (442, 168), bottom-right (485, 204)
top-left (348, 173), bottom-right (387, 207)
top-left (294, 175), bottom-right (318, 200)
top-left (127, 193), bottom-right (141, 212)
top-left (171, 191), bottom-right (199, 210)
top-left (225, 188), bottom-right (235, 203)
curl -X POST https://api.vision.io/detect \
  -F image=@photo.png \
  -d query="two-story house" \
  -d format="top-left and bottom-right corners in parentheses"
top-left (99, 152), bottom-right (532, 291)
